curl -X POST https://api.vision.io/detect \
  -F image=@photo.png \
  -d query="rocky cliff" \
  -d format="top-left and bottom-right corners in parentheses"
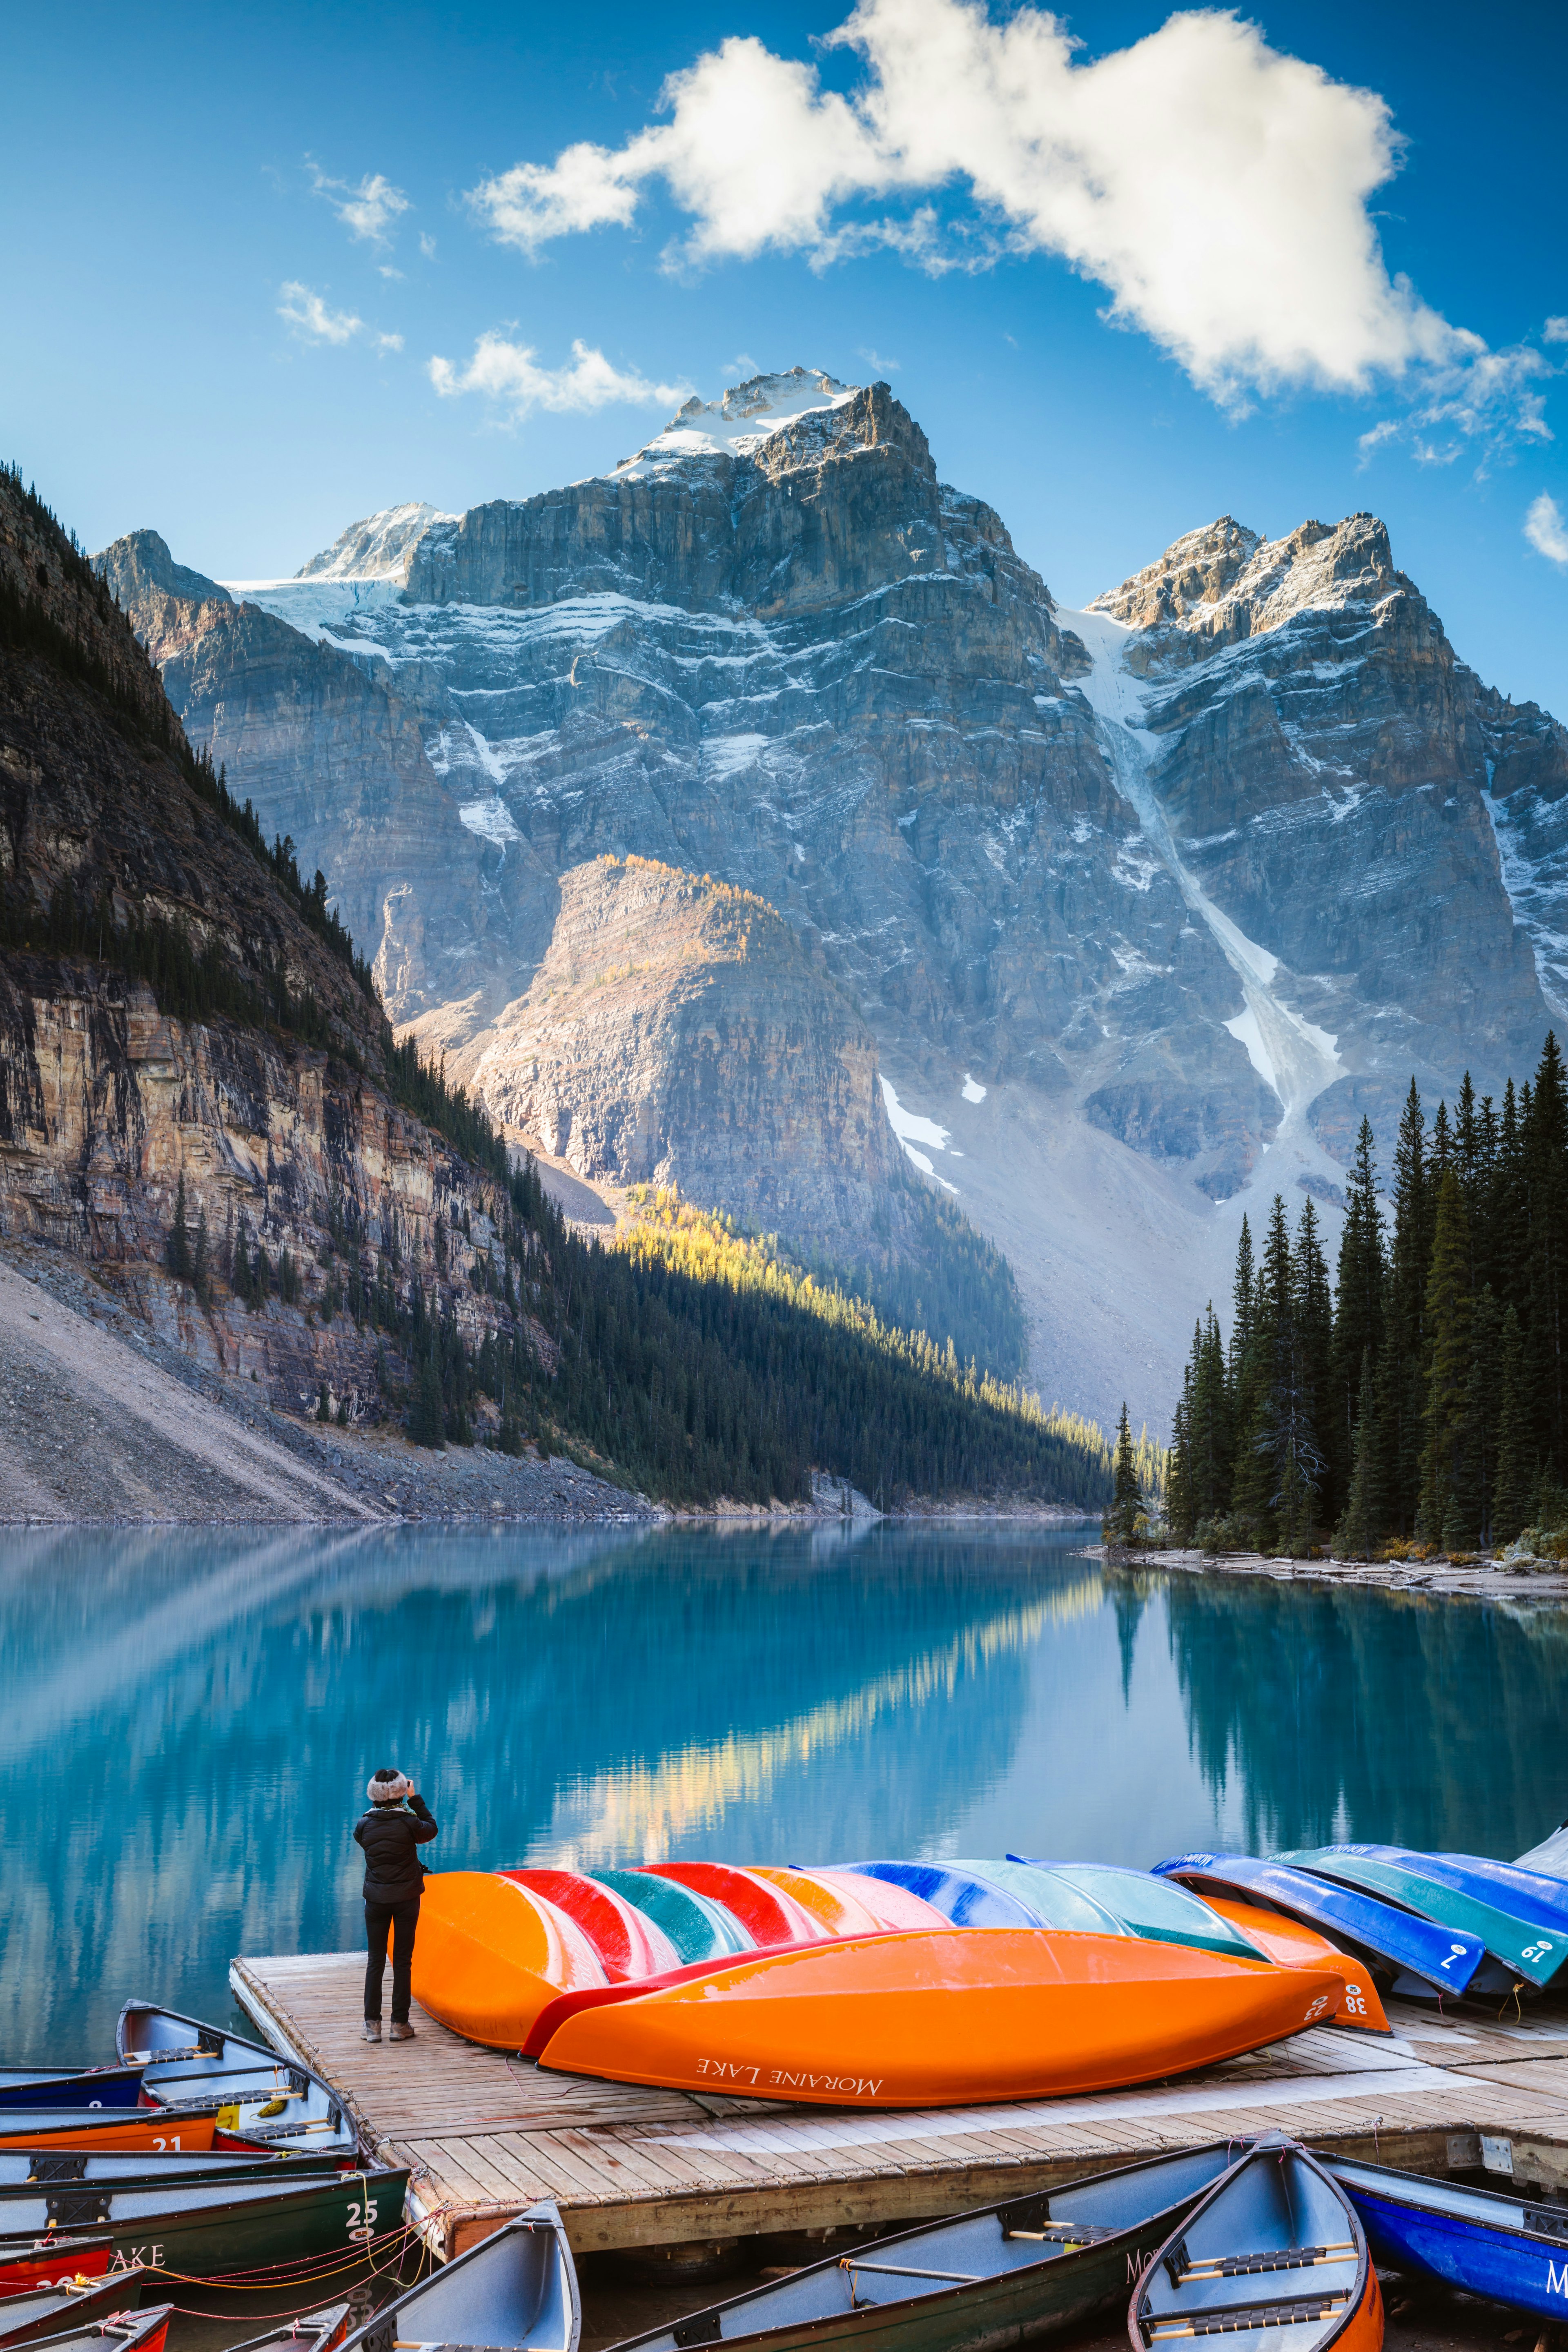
top-left (95, 368), bottom-right (1568, 1424)
top-left (406, 853), bottom-right (906, 1253)
top-left (1, 469), bottom-right (516, 1424)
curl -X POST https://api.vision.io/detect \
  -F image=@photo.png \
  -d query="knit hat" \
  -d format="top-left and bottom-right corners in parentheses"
top-left (368, 1768), bottom-right (410, 1804)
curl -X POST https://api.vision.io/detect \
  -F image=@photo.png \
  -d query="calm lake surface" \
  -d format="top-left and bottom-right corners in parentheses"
top-left (2, 1520), bottom-right (1566, 2065)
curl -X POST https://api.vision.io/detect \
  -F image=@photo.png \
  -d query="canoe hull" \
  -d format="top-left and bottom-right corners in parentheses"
top-left (1333, 2169), bottom-right (1568, 2323)
top-left (0, 2241), bottom-right (112, 2295)
top-left (0, 2169), bottom-right (409, 2283)
top-left (538, 1931), bottom-right (1340, 2107)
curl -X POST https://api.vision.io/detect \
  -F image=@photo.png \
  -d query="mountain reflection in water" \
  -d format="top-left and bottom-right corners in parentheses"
top-left (1, 1526), bottom-right (1564, 2062)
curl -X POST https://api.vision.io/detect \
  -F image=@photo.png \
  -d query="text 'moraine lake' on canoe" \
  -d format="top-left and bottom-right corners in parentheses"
top-left (1130, 2136), bottom-right (1382, 2352)
top-left (411, 1871), bottom-right (1343, 2103)
top-left (1325, 2154), bottom-right (1568, 2324)
top-left (341, 2201), bottom-right (577, 2352)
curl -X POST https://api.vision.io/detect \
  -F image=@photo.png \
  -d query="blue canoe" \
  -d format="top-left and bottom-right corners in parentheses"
top-left (1432, 1852), bottom-right (1568, 1932)
top-left (0, 2069), bottom-right (144, 2110)
top-left (1004, 1858), bottom-right (1271, 1965)
top-left (1278, 1847), bottom-right (1568, 1989)
top-left (844, 1862), bottom-right (1042, 1928)
top-left (1327, 2154), bottom-right (1568, 2321)
top-left (1153, 1852), bottom-right (1488, 1996)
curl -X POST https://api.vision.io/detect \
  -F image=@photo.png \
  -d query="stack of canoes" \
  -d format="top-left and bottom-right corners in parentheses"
top-left (0, 2003), bottom-right (407, 2295)
top-left (411, 1858), bottom-right (1370, 2101)
top-left (414, 1838), bottom-right (1568, 2102)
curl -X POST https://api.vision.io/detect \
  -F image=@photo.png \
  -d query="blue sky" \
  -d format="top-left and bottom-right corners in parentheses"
top-left (4, 0), bottom-right (1566, 709)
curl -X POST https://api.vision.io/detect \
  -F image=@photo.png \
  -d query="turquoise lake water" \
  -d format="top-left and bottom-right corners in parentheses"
top-left (2, 1520), bottom-right (1565, 2066)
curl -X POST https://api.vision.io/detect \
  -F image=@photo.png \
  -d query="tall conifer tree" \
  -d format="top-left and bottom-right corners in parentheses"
top-left (1418, 1170), bottom-right (1474, 1548)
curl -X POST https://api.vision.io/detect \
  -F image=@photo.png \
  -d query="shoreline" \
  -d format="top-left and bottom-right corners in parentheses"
top-left (1097, 1542), bottom-right (1568, 1602)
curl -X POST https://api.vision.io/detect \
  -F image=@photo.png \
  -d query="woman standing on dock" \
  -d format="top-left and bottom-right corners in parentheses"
top-left (356, 1767), bottom-right (439, 2043)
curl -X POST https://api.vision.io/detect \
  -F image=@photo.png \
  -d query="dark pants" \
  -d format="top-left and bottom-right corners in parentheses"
top-left (364, 1896), bottom-right (421, 2023)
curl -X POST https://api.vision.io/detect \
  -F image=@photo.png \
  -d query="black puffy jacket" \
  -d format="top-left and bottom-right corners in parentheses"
top-left (354, 1794), bottom-right (438, 1902)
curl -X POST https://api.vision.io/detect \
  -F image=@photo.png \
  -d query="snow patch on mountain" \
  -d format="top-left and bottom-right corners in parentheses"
top-left (295, 501), bottom-right (456, 581)
top-left (610, 368), bottom-right (859, 479)
top-left (879, 1077), bottom-right (958, 1192)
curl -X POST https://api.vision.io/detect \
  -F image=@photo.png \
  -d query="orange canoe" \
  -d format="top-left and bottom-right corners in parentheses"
top-left (1202, 1894), bottom-right (1390, 2033)
top-left (535, 1927), bottom-right (1342, 2107)
top-left (0, 2109), bottom-right (227, 2154)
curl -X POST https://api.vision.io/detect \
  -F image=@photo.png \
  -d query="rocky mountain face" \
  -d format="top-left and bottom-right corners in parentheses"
top-left (95, 368), bottom-right (1568, 1425)
top-left (1, 470), bottom-right (516, 1420)
top-left (407, 853), bottom-right (906, 1256)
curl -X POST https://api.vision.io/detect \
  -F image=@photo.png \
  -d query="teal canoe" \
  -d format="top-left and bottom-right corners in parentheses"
top-left (1006, 1859), bottom-right (1270, 1964)
top-left (1278, 1849), bottom-right (1568, 1988)
top-left (592, 1871), bottom-right (752, 1965)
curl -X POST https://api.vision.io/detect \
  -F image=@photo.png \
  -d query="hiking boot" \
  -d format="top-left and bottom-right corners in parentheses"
top-left (362, 2020), bottom-right (381, 2043)
top-left (389, 2020), bottom-right (416, 2042)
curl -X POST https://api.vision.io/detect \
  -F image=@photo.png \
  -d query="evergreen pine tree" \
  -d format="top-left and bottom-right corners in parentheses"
top-left (1493, 1304), bottom-right (1531, 1546)
top-left (1330, 1119), bottom-right (1385, 1513)
top-left (1109, 1402), bottom-right (1142, 1544)
top-left (1522, 1033), bottom-right (1568, 1481)
top-left (1167, 1343), bottom-right (1197, 1541)
top-left (410, 1348), bottom-right (446, 1450)
top-left (1337, 1348), bottom-right (1384, 1560)
top-left (1387, 1080), bottom-right (1430, 1529)
top-left (1296, 1197), bottom-right (1334, 1525)
top-left (1189, 1306), bottom-right (1233, 1526)
top-left (1229, 1216), bottom-right (1255, 1390)
top-left (1417, 1170), bottom-right (1474, 1549)
top-left (1463, 1286), bottom-right (1502, 1548)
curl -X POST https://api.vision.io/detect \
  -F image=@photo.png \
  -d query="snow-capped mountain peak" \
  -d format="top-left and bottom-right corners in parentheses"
top-left (610, 367), bottom-right (860, 479)
top-left (295, 500), bottom-right (456, 582)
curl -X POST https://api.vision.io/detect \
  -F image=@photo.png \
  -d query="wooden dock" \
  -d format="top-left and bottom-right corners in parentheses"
top-left (232, 1952), bottom-right (1568, 2264)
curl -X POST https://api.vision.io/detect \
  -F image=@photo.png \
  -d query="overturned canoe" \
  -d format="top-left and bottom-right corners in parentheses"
top-left (533, 1929), bottom-right (1341, 2107)
top-left (613, 2144), bottom-right (1250, 2352)
top-left (1153, 1853), bottom-right (1488, 1998)
top-left (1130, 2136), bottom-right (1382, 2352)
top-left (1277, 1849), bottom-right (1568, 1989)
top-left (341, 2200), bottom-right (578, 2352)
top-left (1195, 1899), bottom-right (1390, 2034)
top-left (1326, 2153), bottom-right (1568, 2322)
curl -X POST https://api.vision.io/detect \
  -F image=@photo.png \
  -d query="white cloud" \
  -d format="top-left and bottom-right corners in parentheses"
top-left (1545, 318), bottom-right (1568, 345)
top-left (1526, 492), bottom-right (1568, 566)
top-left (858, 345), bottom-right (900, 372)
top-left (378, 264), bottom-right (405, 281)
top-left (376, 332), bottom-right (405, 355)
top-left (427, 334), bottom-right (688, 419)
top-left (463, 0), bottom-right (1489, 412)
top-left (278, 282), bottom-right (363, 345)
top-left (308, 164), bottom-right (411, 247)
top-left (419, 232), bottom-right (438, 259)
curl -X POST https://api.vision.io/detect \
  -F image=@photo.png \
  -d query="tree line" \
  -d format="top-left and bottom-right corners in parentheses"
top-left (1165, 1033), bottom-right (1568, 1557)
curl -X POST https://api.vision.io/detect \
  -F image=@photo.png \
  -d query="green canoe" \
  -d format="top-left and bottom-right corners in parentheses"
top-left (610, 2143), bottom-right (1247, 2352)
top-left (0, 2165), bottom-right (409, 2283)
top-left (1278, 1849), bottom-right (1568, 1987)
top-left (1004, 1859), bottom-right (1271, 1963)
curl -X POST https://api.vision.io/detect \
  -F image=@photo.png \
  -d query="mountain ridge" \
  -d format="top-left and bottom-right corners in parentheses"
top-left (93, 368), bottom-right (1568, 1426)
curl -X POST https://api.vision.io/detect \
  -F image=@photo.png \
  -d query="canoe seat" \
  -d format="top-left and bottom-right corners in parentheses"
top-left (1524, 2207), bottom-right (1568, 2243)
top-left (673, 2314), bottom-right (722, 2347)
top-left (1148, 2293), bottom-right (1351, 2338)
top-left (1171, 2243), bottom-right (1355, 2284)
top-left (29, 2156), bottom-right (89, 2182)
top-left (1002, 2223), bottom-right (1119, 2245)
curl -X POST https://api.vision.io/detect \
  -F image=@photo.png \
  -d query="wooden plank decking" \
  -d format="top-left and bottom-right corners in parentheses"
top-left (231, 1951), bottom-right (1568, 2263)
